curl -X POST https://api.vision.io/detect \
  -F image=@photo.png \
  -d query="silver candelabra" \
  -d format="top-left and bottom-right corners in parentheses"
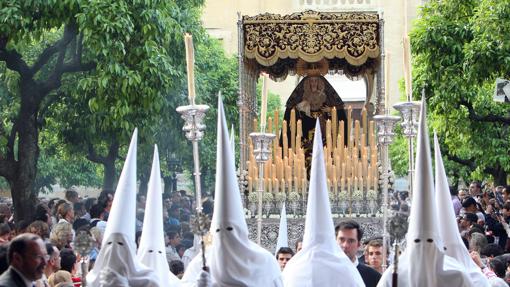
top-left (176, 103), bottom-right (210, 268)
top-left (373, 114), bottom-right (400, 271)
top-left (249, 132), bottom-right (275, 245)
top-left (393, 101), bottom-right (420, 201)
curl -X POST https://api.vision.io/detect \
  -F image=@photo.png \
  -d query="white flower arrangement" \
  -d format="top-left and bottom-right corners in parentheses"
top-left (338, 190), bottom-right (349, 201)
top-left (367, 189), bottom-right (378, 201)
top-left (328, 190), bottom-right (337, 201)
top-left (248, 192), bottom-right (258, 203)
top-left (275, 192), bottom-right (286, 203)
top-left (288, 191), bottom-right (300, 202)
top-left (263, 192), bottom-right (274, 202)
top-left (352, 189), bottom-right (364, 201)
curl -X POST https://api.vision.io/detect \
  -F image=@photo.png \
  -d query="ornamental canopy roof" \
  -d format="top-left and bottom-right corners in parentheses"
top-left (242, 10), bottom-right (381, 80)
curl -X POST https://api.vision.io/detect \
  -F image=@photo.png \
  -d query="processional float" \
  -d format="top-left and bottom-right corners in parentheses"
top-left (237, 10), bottom-right (418, 269)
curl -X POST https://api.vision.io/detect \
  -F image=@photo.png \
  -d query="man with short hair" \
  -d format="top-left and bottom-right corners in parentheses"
top-left (36, 243), bottom-right (60, 287)
top-left (459, 189), bottom-right (468, 202)
top-left (65, 190), bottom-right (79, 204)
top-left (166, 231), bottom-right (181, 262)
top-left (462, 197), bottom-right (485, 222)
top-left (335, 220), bottom-right (381, 287)
top-left (276, 247), bottom-right (294, 271)
top-left (364, 239), bottom-right (384, 274)
top-left (460, 212), bottom-right (479, 238)
top-left (0, 233), bottom-right (48, 287)
top-left (469, 181), bottom-right (482, 199)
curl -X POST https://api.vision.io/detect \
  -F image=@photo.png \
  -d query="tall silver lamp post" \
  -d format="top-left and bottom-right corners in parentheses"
top-left (249, 132), bottom-right (275, 245)
top-left (373, 114), bottom-right (400, 271)
top-left (393, 101), bottom-right (420, 200)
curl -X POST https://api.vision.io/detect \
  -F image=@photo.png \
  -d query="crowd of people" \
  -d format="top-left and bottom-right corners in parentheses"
top-left (2, 182), bottom-right (510, 286)
top-left (453, 182), bottom-right (510, 284)
top-left (0, 188), bottom-right (210, 286)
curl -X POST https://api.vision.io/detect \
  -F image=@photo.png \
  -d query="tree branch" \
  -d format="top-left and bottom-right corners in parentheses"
top-left (0, 37), bottom-right (31, 77)
top-left (29, 34), bottom-right (74, 76)
top-left (86, 143), bottom-right (107, 165)
top-left (440, 143), bottom-right (477, 170)
top-left (41, 23), bottom-right (96, 94)
top-left (459, 98), bottom-right (510, 125)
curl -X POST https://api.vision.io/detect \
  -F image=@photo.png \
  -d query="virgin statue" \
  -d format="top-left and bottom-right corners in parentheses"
top-left (280, 75), bottom-right (348, 171)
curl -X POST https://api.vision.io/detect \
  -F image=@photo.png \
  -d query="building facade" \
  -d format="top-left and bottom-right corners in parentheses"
top-left (201, 0), bottom-right (425, 109)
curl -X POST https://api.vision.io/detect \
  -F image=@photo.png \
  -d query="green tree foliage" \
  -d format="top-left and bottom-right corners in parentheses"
top-left (0, 1), bottom-right (97, 221)
top-left (411, 0), bottom-right (510, 185)
top-left (0, 0), bottom-right (220, 220)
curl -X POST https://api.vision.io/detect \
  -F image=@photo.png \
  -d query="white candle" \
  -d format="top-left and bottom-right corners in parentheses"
top-left (260, 73), bottom-right (268, 131)
top-left (184, 33), bottom-right (196, 105)
top-left (385, 50), bottom-right (390, 113)
top-left (403, 36), bottom-right (412, 101)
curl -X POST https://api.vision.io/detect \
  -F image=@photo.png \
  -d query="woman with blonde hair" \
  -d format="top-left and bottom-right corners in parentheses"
top-left (57, 202), bottom-right (75, 224)
top-left (50, 222), bottom-right (74, 250)
top-left (48, 270), bottom-right (72, 287)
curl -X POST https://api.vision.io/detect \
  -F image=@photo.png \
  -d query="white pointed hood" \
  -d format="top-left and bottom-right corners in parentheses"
top-left (275, 203), bottom-right (289, 255)
top-left (378, 98), bottom-right (473, 287)
top-left (282, 120), bottom-right (364, 287)
top-left (210, 96), bottom-right (283, 287)
top-left (434, 134), bottom-right (489, 287)
top-left (87, 129), bottom-right (158, 287)
top-left (137, 145), bottom-right (181, 286)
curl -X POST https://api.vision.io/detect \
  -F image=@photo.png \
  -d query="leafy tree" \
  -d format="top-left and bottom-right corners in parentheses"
top-left (0, 2), bottom-right (97, 221)
top-left (0, 0), bottom-right (207, 221)
top-left (411, 0), bottom-right (510, 185)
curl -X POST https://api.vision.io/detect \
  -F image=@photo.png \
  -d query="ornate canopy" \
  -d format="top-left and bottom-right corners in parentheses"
top-left (237, 10), bottom-right (384, 173)
top-left (242, 10), bottom-right (380, 80)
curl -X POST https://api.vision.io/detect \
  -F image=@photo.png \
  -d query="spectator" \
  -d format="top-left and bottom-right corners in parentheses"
top-left (167, 205), bottom-right (180, 227)
top-left (0, 223), bottom-right (11, 244)
top-left (276, 247), bottom-right (294, 270)
top-left (48, 270), bottom-right (72, 287)
top-left (0, 234), bottom-right (48, 285)
top-left (169, 260), bottom-right (184, 279)
top-left (27, 221), bottom-right (50, 241)
top-left (166, 231), bottom-right (181, 262)
top-left (65, 190), bottom-right (79, 204)
top-left (50, 222), bottom-right (73, 250)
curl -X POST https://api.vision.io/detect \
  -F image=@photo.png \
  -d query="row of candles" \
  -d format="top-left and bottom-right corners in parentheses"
top-left (245, 107), bottom-right (379, 196)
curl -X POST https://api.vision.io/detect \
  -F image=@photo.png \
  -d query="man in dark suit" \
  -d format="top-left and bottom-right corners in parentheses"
top-left (0, 233), bottom-right (48, 287)
top-left (336, 221), bottom-right (381, 287)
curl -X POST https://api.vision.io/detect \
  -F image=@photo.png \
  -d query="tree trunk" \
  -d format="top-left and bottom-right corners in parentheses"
top-left (11, 85), bottom-right (41, 222)
top-left (102, 158), bottom-right (117, 192)
top-left (138, 175), bottom-right (148, 195)
top-left (493, 168), bottom-right (508, 186)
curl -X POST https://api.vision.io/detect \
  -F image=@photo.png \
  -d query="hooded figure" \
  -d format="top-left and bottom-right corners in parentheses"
top-left (210, 96), bottom-right (283, 286)
top-left (87, 129), bottom-right (158, 287)
top-left (433, 134), bottom-right (489, 287)
top-left (182, 234), bottom-right (202, 269)
top-left (180, 243), bottom-right (213, 287)
top-left (275, 203), bottom-right (289, 255)
top-left (282, 120), bottom-right (364, 287)
top-left (377, 98), bottom-right (473, 287)
top-left (137, 145), bottom-right (181, 286)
